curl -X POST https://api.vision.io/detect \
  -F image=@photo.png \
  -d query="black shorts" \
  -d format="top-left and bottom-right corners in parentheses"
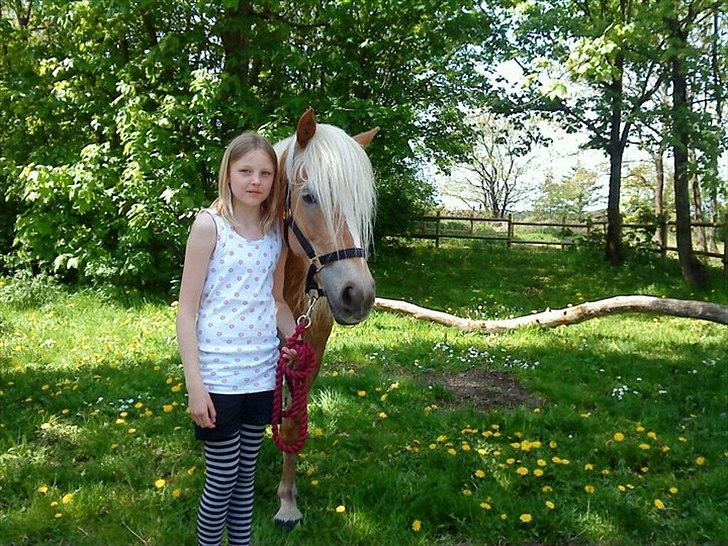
top-left (194, 390), bottom-right (274, 441)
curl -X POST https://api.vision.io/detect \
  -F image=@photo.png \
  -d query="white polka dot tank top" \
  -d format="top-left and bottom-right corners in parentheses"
top-left (195, 208), bottom-right (282, 394)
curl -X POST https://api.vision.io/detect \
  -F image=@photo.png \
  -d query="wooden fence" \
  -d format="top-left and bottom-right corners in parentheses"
top-left (398, 212), bottom-right (728, 275)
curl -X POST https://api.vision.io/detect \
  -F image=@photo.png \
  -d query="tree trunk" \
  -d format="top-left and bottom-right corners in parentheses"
top-left (670, 19), bottom-right (708, 287)
top-left (605, 53), bottom-right (625, 265)
top-left (653, 145), bottom-right (665, 218)
top-left (374, 296), bottom-right (728, 333)
top-left (689, 149), bottom-right (707, 253)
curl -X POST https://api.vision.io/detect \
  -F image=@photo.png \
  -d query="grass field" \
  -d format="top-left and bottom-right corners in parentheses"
top-left (1, 242), bottom-right (727, 545)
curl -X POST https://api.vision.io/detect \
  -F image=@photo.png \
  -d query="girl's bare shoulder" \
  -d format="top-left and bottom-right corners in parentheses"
top-left (187, 209), bottom-right (217, 256)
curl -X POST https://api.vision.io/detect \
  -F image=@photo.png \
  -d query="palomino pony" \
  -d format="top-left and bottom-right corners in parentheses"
top-left (272, 109), bottom-right (378, 528)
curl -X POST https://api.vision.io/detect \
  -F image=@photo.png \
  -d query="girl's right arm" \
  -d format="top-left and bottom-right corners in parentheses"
top-left (176, 211), bottom-right (217, 428)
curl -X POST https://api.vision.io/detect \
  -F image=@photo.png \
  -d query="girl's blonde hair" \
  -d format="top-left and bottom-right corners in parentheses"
top-left (210, 131), bottom-right (280, 234)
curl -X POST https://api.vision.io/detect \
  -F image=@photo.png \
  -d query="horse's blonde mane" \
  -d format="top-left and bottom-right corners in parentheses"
top-left (275, 124), bottom-right (376, 249)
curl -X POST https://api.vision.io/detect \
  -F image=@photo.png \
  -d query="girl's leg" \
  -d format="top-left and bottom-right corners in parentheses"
top-left (226, 423), bottom-right (266, 546)
top-left (197, 434), bottom-right (241, 546)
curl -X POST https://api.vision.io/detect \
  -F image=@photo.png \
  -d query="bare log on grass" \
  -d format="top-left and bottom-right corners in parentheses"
top-left (374, 296), bottom-right (728, 333)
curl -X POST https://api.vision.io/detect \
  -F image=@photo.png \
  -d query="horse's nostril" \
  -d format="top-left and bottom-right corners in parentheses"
top-left (342, 285), bottom-right (355, 309)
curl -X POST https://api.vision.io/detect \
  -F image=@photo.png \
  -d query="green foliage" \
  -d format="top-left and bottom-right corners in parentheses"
top-left (0, 272), bottom-right (65, 309)
top-left (533, 166), bottom-right (602, 220)
top-left (0, 0), bottom-right (492, 290)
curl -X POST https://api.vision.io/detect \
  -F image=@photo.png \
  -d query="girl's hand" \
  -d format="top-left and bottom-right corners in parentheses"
top-left (281, 347), bottom-right (298, 365)
top-left (188, 384), bottom-right (216, 428)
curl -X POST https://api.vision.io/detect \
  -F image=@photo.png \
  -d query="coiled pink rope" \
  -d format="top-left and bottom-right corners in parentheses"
top-left (271, 322), bottom-right (318, 454)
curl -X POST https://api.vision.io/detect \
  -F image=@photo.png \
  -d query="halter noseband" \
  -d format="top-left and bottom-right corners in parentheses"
top-left (282, 142), bottom-right (367, 298)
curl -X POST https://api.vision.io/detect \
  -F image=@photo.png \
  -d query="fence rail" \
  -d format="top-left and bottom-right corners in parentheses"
top-left (395, 212), bottom-right (728, 276)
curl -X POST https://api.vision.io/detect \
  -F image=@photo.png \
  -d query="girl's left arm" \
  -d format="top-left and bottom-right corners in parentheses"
top-left (273, 244), bottom-right (296, 339)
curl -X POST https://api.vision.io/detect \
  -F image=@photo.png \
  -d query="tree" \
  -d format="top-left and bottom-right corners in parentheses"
top-left (533, 165), bottom-right (603, 220)
top-left (443, 112), bottom-right (540, 217)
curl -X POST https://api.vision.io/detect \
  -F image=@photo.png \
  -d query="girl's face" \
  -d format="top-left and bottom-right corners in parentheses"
top-left (228, 149), bottom-right (275, 211)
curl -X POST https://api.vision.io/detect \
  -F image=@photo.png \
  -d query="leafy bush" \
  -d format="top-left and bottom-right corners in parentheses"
top-left (0, 272), bottom-right (66, 309)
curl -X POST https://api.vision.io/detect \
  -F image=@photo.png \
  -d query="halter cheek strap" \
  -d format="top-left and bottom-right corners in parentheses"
top-left (283, 140), bottom-right (367, 298)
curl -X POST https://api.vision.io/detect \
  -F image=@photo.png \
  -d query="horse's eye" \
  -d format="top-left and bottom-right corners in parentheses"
top-left (302, 193), bottom-right (317, 205)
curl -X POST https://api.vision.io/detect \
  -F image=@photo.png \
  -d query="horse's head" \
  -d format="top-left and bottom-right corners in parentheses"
top-left (276, 109), bottom-right (378, 325)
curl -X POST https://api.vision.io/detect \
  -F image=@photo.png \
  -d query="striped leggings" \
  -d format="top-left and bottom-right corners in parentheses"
top-left (196, 424), bottom-right (266, 546)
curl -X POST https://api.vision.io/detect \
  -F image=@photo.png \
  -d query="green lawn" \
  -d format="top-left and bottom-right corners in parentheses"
top-left (1, 243), bottom-right (726, 545)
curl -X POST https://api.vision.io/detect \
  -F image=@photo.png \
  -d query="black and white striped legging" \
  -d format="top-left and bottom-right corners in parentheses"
top-left (196, 424), bottom-right (266, 546)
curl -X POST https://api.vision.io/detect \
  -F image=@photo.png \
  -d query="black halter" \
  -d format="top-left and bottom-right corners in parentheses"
top-left (282, 147), bottom-right (367, 298)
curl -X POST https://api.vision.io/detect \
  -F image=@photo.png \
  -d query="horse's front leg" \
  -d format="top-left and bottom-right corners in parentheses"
top-left (274, 450), bottom-right (302, 529)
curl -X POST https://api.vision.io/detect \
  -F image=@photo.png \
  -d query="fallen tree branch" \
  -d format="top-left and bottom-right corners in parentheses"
top-left (373, 296), bottom-right (728, 333)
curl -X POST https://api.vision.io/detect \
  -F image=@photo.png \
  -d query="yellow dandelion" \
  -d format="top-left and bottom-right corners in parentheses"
top-left (647, 431), bottom-right (657, 439)
top-left (678, 436), bottom-right (687, 442)
top-left (516, 467), bottom-right (529, 476)
top-left (636, 425), bottom-right (645, 432)
top-left (50, 501), bottom-right (59, 507)
top-left (480, 501), bottom-right (492, 510)
top-left (37, 485), bottom-right (48, 494)
top-left (357, 390), bottom-right (366, 397)
top-left (61, 409), bottom-right (69, 415)
top-left (171, 488), bottom-right (182, 498)
top-left (163, 405), bottom-right (173, 413)
top-left (54, 512), bottom-right (63, 519)
top-left (154, 479), bottom-right (166, 489)
top-left (584, 463), bottom-right (594, 471)
top-left (335, 505), bottom-right (346, 513)
top-left (639, 443), bottom-right (650, 450)
top-left (560, 458), bottom-right (570, 465)
top-left (313, 427), bottom-right (324, 437)
top-left (144, 409), bottom-right (153, 417)
top-left (41, 384), bottom-right (50, 391)
top-left (461, 443), bottom-right (471, 451)
top-left (447, 448), bottom-right (457, 456)
top-left (165, 377), bottom-right (173, 384)
top-left (462, 489), bottom-right (472, 496)
top-left (519, 513), bottom-right (532, 523)
top-left (695, 456), bottom-right (706, 466)
top-left (120, 411), bottom-right (128, 418)
top-left (62, 493), bottom-right (73, 504)
top-left (545, 500), bottom-right (555, 509)
top-left (669, 486), bottom-right (678, 495)
top-left (601, 469), bottom-right (610, 476)
top-left (311, 480), bottom-right (319, 486)
top-left (537, 459), bottom-right (547, 467)
top-left (115, 418), bottom-right (126, 425)
top-left (500, 513), bottom-right (508, 520)
top-left (542, 485), bottom-right (553, 493)
top-left (380, 394), bottom-right (388, 402)
top-left (436, 434), bottom-right (448, 443)
top-left (127, 428), bottom-right (136, 434)
top-left (584, 485), bottom-right (595, 494)
top-left (134, 402), bottom-right (144, 409)
top-left (549, 440), bottom-right (557, 449)
top-left (411, 519), bottom-right (422, 532)
top-left (618, 485), bottom-right (626, 492)
top-left (533, 469), bottom-right (544, 477)
top-left (654, 498), bottom-right (665, 510)
top-left (551, 456), bottom-right (562, 464)
top-left (171, 384), bottom-right (182, 393)
top-left (477, 448), bottom-right (486, 455)
top-left (389, 382), bottom-right (400, 390)
top-left (474, 469), bottom-right (486, 478)
top-left (428, 443), bottom-right (436, 450)
top-left (506, 457), bottom-right (515, 465)
top-left (378, 412), bottom-right (388, 420)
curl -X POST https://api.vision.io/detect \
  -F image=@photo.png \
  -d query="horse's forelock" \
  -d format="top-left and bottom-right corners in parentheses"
top-left (280, 124), bottom-right (376, 249)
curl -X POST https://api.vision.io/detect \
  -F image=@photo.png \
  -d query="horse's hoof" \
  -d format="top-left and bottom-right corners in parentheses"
top-left (274, 517), bottom-right (302, 531)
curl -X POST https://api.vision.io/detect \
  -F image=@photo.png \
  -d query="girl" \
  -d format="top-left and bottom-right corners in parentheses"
top-left (176, 131), bottom-right (296, 546)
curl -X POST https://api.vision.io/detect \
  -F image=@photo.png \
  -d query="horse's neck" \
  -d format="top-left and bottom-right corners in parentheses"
top-left (283, 250), bottom-right (311, 316)
top-left (283, 249), bottom-right (334, 360)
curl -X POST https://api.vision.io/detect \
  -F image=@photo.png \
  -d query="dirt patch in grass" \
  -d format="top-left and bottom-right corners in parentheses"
top-left (436, 369), bottom-right (544, 411)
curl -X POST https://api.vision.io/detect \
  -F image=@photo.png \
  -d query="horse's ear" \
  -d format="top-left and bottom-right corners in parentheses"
top-left (352, 127), bottom-right (380, 149)
top-left (296, 108), bottom-right (317, 149)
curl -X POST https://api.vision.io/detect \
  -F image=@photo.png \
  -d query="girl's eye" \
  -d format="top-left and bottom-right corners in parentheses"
top-left (301, 193), bottom-right (317, 205)
top-left (240, 169), bottom-right (251, 174)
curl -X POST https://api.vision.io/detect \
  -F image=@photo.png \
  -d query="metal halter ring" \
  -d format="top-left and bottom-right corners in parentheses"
top-left (296, 295), bottom-right (319, 329)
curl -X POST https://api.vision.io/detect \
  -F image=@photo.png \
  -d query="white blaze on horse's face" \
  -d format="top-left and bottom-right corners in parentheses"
top-left (280, 109), bottom-right (378, 325)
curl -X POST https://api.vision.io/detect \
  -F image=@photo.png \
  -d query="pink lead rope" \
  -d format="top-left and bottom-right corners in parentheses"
top-left (271, 319), bottom-right (318, 454)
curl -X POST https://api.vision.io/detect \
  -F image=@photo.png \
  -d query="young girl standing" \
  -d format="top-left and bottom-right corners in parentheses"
top-left (176, 132), bottom-right (296, 546)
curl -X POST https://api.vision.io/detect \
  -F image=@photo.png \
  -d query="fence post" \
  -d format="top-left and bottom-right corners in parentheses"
top-left (660, 220), bottom-right (668, 257)
top-left (470, 210), bottom-right (474, 235)
top-left (561, 215), bottom-right (567, 250)
top-left (507, 213), bottom-right (514, 247)
top-left (435, 210), bottom-right (441, 249)
top-left (586, 217), bottom-right (592, 237)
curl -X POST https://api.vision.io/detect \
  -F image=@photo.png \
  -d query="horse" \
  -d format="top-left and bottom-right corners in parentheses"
top-left (272, 108), bottom-right (379, 528)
